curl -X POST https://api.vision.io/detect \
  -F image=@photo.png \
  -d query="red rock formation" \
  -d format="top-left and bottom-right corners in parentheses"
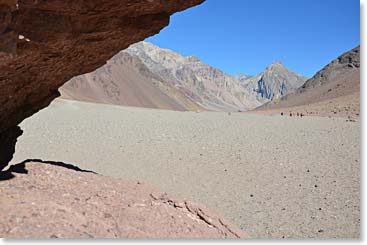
top-left (0, 160), bottom-right (247, 238)
top-left (0, 0), bottom-right (204, 169)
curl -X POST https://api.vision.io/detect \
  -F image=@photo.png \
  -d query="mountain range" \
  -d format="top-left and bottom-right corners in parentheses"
top-left (60, 42), bottom-right (307, 111)
top-left (258, 46), bottom-right (360, 118)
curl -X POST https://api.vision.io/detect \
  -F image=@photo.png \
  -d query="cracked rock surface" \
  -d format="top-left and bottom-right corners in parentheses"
top-left (0, 160), bottom-right (246, 238)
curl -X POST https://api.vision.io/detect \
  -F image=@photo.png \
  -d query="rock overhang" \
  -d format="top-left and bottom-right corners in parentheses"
top-left (0, 0), bottom-right (205, 169)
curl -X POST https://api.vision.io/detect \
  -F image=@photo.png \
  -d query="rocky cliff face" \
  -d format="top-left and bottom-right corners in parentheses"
top-left (0, 0), bottom-right (204, 170)
top-left (241, 62), bottom-right (307, 101)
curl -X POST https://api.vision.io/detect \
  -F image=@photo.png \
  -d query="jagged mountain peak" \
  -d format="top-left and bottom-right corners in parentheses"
top-left (127, 42), bottom-right (201, 71)
top-left (267, 61), bottom-right (285, 68)
top-left (263, 61), bottom-right (292, 74)
top-left (242, 61), bottom-right (307, 100)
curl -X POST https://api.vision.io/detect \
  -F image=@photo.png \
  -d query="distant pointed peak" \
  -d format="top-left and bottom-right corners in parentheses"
top-left (263, 61), bottom-right (288, 73)
top-left (268, 61), bottom-right (285, 67)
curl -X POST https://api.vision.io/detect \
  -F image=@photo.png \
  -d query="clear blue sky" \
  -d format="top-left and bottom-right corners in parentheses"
top-left (146, 0), bottom-right (360, 78)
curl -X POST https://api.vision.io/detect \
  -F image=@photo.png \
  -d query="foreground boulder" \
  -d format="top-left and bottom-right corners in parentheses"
top-left (0, 160), bottom-right (246, 238)
top-left (0, 0), bottom-right (204, 170)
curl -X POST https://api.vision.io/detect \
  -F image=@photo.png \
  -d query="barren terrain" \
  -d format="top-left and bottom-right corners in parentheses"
top-left (9, 98), bottom-right (360, 238)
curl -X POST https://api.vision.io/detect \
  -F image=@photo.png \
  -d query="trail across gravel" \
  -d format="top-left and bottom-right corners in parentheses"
top-left (10, 99), bottom-right (360, 238)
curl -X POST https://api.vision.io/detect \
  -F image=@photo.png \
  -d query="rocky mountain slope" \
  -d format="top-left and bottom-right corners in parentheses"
top-left (0, 160), bottom-right (246, 238)
top-left (61, 52), bottom-right (202, 111)
top-left (125, 42), bottom-right (266, 111)
top-left (241, 62), bottom-right (307, 100)
top-left (61, 42), bottom-right (306, 112)
top-left (258, 46), bottom-right (360, 118)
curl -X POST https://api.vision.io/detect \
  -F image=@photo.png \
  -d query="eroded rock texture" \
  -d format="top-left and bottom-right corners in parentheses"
top-left (0, 0), bottom-right (204, 170)
top-left (0, 160), bottom-right (246, 238)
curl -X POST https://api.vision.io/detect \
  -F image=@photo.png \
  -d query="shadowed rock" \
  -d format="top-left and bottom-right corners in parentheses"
top-left (0, 126), bottom-right (22, 171)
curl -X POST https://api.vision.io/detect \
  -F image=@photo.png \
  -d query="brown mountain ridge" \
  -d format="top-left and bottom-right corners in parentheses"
top-left (257, 46), bottom-right (360, 118)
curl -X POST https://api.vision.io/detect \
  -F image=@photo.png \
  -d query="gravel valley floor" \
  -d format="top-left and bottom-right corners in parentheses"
top-left (9, 98), bottom-right (360, 238)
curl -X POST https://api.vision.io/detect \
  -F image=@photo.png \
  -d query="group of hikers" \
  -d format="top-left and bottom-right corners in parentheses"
top-left (281, 112), bottom-right (304, 117)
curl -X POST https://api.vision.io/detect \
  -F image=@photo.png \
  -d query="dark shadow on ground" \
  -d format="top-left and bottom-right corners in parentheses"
top-left (0, 159), bottom-right (96, 181)
top-left (0, 126), bottom-right (23, 171)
